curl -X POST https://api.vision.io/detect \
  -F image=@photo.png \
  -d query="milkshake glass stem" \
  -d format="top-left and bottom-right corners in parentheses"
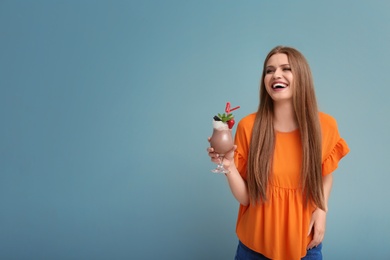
top-left (211, 155), bottom-right (229, 174)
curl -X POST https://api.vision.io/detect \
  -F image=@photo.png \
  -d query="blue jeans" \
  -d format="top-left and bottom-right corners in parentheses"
top-left (234, 240), bottom-right (322, 260)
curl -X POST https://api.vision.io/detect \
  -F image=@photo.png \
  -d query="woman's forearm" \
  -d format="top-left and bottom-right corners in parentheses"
top-left (322, 173), bottom-right (333, 212)
top-left (226, 164), bottom-right (249, 206)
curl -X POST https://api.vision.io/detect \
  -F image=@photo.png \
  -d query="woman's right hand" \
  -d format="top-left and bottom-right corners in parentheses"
top-left (207, 137), bottom-right (236, 169)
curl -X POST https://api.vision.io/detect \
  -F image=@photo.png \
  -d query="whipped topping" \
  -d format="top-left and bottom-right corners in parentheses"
top-left (212, 120), bottom-right (229, 130)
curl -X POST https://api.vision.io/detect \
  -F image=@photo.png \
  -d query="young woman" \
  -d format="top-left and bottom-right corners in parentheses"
top-left (208, 46), bottom-right (349, 260)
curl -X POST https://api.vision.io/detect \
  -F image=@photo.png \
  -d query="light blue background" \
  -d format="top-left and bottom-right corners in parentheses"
top-left (1, 1), bottom-right (389, 259)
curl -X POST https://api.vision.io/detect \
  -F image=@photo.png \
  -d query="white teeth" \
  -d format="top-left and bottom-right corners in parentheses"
top-left (272, 83), bottom-right (287, 89)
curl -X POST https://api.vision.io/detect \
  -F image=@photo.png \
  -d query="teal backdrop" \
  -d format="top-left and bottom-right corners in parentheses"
top-left (1, 1), bottom-right (389, 259)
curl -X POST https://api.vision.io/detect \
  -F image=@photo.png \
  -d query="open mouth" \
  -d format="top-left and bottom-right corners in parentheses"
top-left (272, 83), bottom-right (288, 89)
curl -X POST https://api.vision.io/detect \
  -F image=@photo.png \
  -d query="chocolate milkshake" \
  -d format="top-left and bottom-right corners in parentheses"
top-left (209, 102), bottom-right (240, 174)
top-left (210, 121), bottom-right (233, 155)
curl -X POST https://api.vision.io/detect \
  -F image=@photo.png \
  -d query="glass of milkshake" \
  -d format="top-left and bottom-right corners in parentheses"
top-left (210, 121), bottom-right (234, 173)
top-left (210, 102), bottom-right (240, 174)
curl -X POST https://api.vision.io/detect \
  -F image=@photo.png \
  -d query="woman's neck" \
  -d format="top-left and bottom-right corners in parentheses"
top-left (273, 101), bottom-right (298, 132)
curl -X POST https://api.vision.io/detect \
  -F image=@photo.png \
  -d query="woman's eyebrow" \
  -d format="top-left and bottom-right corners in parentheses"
top-left (266, 64), bottom-right (290, 68)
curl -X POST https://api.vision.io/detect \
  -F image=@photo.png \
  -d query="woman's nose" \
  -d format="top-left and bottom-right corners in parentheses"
top-left (272, 68), bottom-right (282, 79)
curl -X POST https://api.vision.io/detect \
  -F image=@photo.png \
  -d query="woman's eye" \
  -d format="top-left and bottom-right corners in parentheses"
top-left (266, 69), bottom-right (274, 74)
top-left (283, 67), bottom-right (291, 71)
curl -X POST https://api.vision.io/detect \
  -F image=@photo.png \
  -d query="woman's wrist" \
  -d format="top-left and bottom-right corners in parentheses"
top-left (314, 207), bottom-right (328, 213)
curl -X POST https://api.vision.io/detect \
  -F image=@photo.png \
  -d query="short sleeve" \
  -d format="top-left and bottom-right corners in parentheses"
top-left (234, 114), bottom-right (255, 180)
top-left (322, 137), bottom-right (349, 176)
top-left (234, 152), bottom-right (247, 180)
top-left (320, 113), bottom-right (350, 176)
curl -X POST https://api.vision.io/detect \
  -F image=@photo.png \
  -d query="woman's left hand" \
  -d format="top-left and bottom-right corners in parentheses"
top-left (307, 208), bottom-right (327, 250)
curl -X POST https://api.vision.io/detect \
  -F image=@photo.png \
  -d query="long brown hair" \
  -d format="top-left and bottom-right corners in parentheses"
top-left (247, 46), bottom-right (324, 210)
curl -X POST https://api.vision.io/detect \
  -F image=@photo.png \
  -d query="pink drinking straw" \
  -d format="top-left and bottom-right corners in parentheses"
top-left (225, 102), bottom-right (240, 114)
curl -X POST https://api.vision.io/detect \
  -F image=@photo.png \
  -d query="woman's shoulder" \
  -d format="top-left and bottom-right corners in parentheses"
top-left (319, 111), bottom-right (338, 129)
top-left (238, 112), bottom-right (257, 126)
top-left (318, 111), bottom-right (342, 145)
top-left (235, 112), bottom-right (256, 138)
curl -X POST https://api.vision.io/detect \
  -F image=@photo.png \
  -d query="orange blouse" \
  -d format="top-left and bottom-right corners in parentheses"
top-left (234, 112), bottom-right (349, 260)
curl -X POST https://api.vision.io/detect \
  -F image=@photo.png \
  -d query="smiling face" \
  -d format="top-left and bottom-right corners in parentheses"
top-left (264, 53), bottom-right (294, 103)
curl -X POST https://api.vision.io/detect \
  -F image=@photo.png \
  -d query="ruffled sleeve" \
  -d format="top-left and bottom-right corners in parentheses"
top-left (322, 137), bottom-right (350, 176)
top-left (234, 152), bottom-right (248, 180)
top-left (234, 113), bottom-right (256, 180)
top-left (320, 112), bottom-right (350, 176)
